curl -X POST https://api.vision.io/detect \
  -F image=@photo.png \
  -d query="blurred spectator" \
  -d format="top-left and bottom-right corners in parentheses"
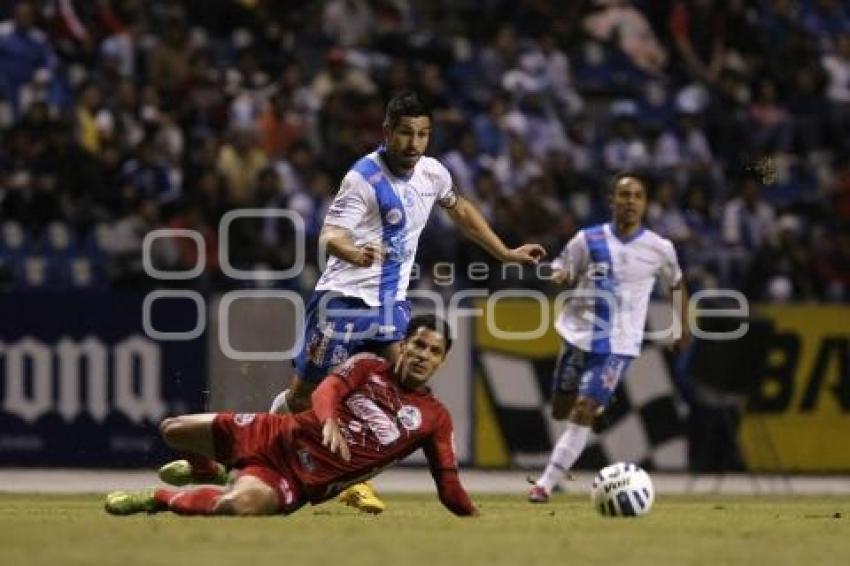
top-left (0, 0), bottom-right (845, 300)
top-left (720, 176), bottom-right (778, 288)
top-left (748, 79), bottom-right (794, 155)
top-left (491, 135), bottom-right (543, 195)
top-left (582, 0), bottom-right (668, 75)
top-left (167, 199), bottom-right (218, 289)
top-left (322, 0), bottom-right (373, 48)
top-left (480, 25), bottom-right (519, 91)
top-left (801, 0), bottom-right (850, 51)
top-left (473, 93), bottom-right (510, 157)
top-left (121, 137), bottom-right (180, 205)
top-left (533, 33), bottom-right (583, 116)
top-left (147, 14), bottom-right (193, 95)
top-left (217, 126), bottom-right (267, 206)
top-left (668, 0), bottom-right (726, 85)
top-left (722, 176), bottom-right (778, 252)
top-left (648, 179), bottom-right (691, 245)
top-left (0, 1), bottom-right (61, 116)
top-left (822, 33), bottom-right (850, 153)
top-left (259, 90), bottom-right (310, 160)
top-left (810, 227), bottom-right (850, 301)
top-left (74, 82), bottom-right (102, 154)
top-left (442, 129), bottom-right (486, 196)
top-left (100, 14), bottom-right (145, 79)
top-left (602, 100), bottom-right (650, 172)
top-left (682, 182), bottom-right (721, 273)
top-left (310, 48), bottom-right (377, 104)
top-left (746, 214), bottom-right (816, 301)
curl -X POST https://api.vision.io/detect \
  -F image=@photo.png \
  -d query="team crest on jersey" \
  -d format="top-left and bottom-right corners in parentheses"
top-left (234, 413), bottom-right (256, 426)
top-left (396, 405), bottom-right (422, 431)
top-left (385, 208), bottom-right (403, 225)
top-left (602, 359), bottom-right (623, 391)
top-left (403, 191), bottom-right (416, 208)
top-left (587, 262), bottom-right (610, 280)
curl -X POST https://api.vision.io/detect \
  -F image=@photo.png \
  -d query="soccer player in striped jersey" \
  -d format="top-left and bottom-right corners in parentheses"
top-left (528, 173), bottom-right (690, 503)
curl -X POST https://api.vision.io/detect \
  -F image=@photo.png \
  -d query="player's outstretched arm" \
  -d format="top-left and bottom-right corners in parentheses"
top-left (422, 410), bottom-right (478, 516)
top-left (431, 469), bottom-right (478, 516)
top-left (319, 225), bottom-right (383, 267)
top-left (670, 279), bottom-right (692, 354)
top-left (444, 196), bottom-right (546, 265)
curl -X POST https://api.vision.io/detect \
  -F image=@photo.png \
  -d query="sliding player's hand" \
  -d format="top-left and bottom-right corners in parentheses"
top-left (505, 244), bottom-right (546, 265)
top-left (322, 419), bottom-right (351, 462)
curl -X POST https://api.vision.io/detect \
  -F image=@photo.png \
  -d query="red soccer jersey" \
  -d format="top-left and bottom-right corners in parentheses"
top-left (280, 353), bottom-right (474, 515)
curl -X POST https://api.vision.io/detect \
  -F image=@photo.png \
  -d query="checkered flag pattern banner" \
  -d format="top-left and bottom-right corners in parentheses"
top-left (478, 345), bottom-right (688, 471)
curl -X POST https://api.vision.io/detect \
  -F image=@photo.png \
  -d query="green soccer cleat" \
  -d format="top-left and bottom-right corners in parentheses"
top-left (104, 489), bottom-right (160, 515)
top-left (157, 459), bottom-right (228, 487)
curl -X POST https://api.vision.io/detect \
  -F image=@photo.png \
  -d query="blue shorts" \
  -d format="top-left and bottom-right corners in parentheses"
top-left (293, 291), bottom-right (411, 384)
top-left (551, 341), bottom-right (633, 406)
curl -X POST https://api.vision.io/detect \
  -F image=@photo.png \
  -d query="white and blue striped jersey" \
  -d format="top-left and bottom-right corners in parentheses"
top-left (316, 150), bottom-right (455, 306)
top-left (553, 223), bottom-right (682, 357)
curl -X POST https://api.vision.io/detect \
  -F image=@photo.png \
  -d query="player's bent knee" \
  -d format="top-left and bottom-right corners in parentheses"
top-left (287, 380), bottom-right (315, 413)
top-left (215, 488), bottom-right (278, 516)
top-left (289, 392), bottom-right (312, 413)
top-left (551, 393), bottom-right (576, 420)
top-left (569, 397), bottom-right (599, 426)
top-left (159, 417), bottom-right (183, 444)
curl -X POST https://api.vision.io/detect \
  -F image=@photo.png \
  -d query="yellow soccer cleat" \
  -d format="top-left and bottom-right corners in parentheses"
top-left (338, 481), bottom-right (386, 514)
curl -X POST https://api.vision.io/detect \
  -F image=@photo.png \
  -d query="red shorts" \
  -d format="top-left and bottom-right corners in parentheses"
top-left (212, 412), bottom-right (305, 514)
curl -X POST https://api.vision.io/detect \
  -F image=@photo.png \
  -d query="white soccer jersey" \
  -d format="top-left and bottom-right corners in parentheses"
top-left (553, 223), bottom-right (682, 357)
top-left (316, 150), bottom-right (456, 306)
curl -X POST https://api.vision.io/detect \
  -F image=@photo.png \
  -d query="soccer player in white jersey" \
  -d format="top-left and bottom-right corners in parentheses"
top-left (528, 173), bottom-right (690, 504)
top-left (258, 91), bottom-right (544, 511)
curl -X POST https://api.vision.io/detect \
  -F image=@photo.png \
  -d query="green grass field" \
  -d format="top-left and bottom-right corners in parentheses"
top-left (1, 493), bottom-right (848, 566)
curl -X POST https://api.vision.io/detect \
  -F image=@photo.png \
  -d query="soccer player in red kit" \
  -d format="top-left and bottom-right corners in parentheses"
top-left (105, 315), bottom-right (477, 517)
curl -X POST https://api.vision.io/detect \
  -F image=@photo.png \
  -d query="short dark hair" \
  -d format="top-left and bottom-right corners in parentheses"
top-left (384, 90), bottom-right (432, 129)
top-left (609, 171), bottom-right (650, 196)
top-left (405, 314), bottom-right (452, 353)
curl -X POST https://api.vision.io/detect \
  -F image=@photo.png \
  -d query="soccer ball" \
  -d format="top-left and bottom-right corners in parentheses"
top-left (591, 462), bottom-right (654, 517)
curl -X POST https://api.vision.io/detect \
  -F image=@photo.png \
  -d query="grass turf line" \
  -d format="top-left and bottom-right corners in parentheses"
top-left (0, 493), bottom-right (848, 566)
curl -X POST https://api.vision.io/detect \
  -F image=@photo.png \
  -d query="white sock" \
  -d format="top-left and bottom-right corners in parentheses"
top-left (537, 422), bottom-right (590, 493)
top-left (269, 389), bottom-right (292, 414)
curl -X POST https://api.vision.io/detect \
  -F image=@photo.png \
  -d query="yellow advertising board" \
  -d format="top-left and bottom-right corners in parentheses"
top-left (740, 306), bottom-right (850, 472)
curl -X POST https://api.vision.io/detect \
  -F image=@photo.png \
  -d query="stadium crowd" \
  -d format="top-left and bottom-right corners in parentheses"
top-left (0, 0), bottom-right (848, 301)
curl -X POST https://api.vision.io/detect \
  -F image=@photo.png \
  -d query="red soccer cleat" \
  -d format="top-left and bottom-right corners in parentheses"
top-left (527, 485), bottom-right (549, 504)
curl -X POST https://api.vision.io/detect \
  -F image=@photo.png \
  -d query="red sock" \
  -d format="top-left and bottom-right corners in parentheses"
top-left (161, 487), bottom-right (224, 515)
top-left (154, 488), bottom-right (179, 509)
top-left (185, 453), bottom-right (222, 483)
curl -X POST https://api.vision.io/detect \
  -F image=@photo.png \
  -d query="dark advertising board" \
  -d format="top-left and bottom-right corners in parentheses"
top-left (0, 293), bottom-right (205, 466)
